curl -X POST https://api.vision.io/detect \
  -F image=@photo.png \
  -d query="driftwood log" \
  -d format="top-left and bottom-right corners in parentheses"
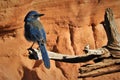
top-left (28, 8), bottom-right (120, 78)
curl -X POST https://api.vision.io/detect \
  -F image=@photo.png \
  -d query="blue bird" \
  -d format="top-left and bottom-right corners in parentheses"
top-left (24, 11), bottom-right (50, 69)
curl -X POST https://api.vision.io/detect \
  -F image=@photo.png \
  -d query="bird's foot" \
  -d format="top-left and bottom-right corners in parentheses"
top-left (28, 48), bottom-right (40, 60)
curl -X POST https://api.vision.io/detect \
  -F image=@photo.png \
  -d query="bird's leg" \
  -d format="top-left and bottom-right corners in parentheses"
top-left (27, 42), bottom-right (35, 50)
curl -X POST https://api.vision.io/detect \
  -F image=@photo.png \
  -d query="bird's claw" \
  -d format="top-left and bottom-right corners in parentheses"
top-left (28, 48), bottom-right (40, 60)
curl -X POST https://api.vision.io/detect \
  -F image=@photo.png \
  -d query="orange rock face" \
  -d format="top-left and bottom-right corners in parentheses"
top-left (0, 0), bottom-right (120, 80)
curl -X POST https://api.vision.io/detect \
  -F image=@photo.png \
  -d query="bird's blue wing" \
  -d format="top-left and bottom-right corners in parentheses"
top-left (39, 28), bottom-right (46, 42)
top-left (29, 26), bottom-right (42, 41)
top-left (30, 21), bottom-right (46, 42)
top-left (30, 27), bottom-right (46, 42)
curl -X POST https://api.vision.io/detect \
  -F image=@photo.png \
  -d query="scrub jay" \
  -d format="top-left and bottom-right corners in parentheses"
top-left (24, 11), bottom-right (50, 69)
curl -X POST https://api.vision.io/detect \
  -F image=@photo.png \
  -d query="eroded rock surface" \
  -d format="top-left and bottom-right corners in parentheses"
top-left (0, 0), bottom-right (120, 80)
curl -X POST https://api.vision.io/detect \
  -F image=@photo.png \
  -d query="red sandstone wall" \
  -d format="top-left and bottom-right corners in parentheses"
top-left (0, 0), bottom-right (120, 80)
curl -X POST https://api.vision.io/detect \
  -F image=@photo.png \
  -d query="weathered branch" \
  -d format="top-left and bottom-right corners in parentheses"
top-left (28, 47), bottom-right (110, 63)
top-left (79, 59), bottom-right (120, 74)
top-left (79, 64), bottom-right (120, 78)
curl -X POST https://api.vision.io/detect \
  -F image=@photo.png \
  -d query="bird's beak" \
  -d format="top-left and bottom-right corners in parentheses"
top-left (38, 14), bottom-right (45, 17)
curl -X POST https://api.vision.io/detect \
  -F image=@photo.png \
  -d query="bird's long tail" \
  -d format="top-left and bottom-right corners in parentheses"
top-left (38, 41), bottom-right (50, 69)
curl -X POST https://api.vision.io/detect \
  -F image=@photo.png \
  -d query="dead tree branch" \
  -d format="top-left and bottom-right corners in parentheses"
top-left (79, 59), bottom-right (120, 74)
top-left (28, 47), bottom-right (110, 63)
top-left (79, 65), bottom-right (120, 78)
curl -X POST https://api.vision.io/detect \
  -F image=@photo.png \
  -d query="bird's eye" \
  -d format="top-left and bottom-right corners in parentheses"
top-left (30, 15), bottom-right (34, 18)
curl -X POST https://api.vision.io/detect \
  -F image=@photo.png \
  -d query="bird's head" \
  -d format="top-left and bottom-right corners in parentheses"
top-left (24, 11), bottom-right (44, 22)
